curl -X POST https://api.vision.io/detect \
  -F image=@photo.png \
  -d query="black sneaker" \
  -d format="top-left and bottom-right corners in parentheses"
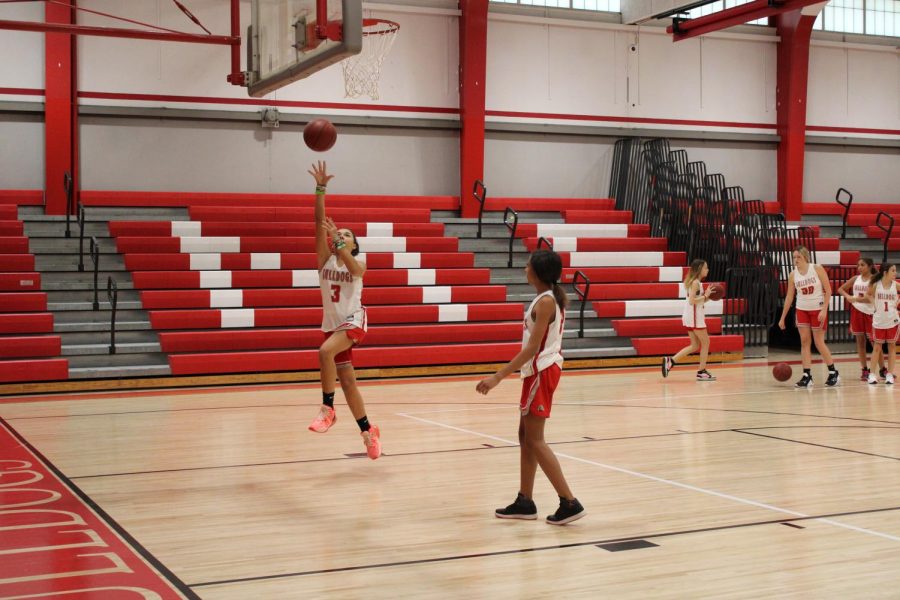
top-left (795, 373), bottom-right (813, 388)
top-left (662, 356), bottom-right (674, 378)
top-left (495, 493), bottom-right (537, 520)
top-left (546, 497), bottom-right (586, 526)
top-left (825, 370), bottom-right (840, 387)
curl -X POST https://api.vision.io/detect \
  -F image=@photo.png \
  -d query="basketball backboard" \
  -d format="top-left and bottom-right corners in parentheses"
top-left (247, 0), bottom-right (362, 97)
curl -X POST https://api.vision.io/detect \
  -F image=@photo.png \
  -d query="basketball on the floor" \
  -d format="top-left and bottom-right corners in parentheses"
top-left (707, 285), bottom-right (724, 301)
top-left (773, 362), bottom-right (792, 382)
top-left (303, 118), bottom-right (337, 152)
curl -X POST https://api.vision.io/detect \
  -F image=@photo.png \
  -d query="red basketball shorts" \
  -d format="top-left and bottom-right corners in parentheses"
top-left (520, 364), bottom-right (561, 419)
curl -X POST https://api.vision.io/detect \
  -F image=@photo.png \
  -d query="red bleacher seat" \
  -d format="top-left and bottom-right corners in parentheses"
top-left (115, 236), bottom-right (458, 254)
top-left (0, 293), bottom-right (47, 312)
top-left (561, 267), bottom-right (687, 283)
top-left (0, 358), bottom-right (68, 383)
top-left (631, 335), bottom-right (744, 356)
top-left (561, 210), bottom-right (633, 224)
top-left (0, 273), bottom-right (40, 291)
top-left (0, 205), bottom-right (17, 220)
top-left (189, 206), bottom-right (432, 223)
top-left (515, 224), bottom-right (649, 239)
top-left (169, 342), bottom-right (521, 375)
top-left (0, 221), bottom-right (23, 236)
top-left (150, 303), bottom-right (523, 330)
top-left (803, 203), bottom-right (900, 216)
top-left (108, 221), bottom-right (445, 238)
top-left (0, 237), bottom-right (29, 253)
top-left (159, 323), bottom-right (522, 353)
top-left (612, 317), bottom-right (723, 336)
top-left (592, 299), bottom-right (743, 318)
top-left (0, 255), bottom-right (35, 271)
top-left (0, 313), bottom-right (54, 334)
top-left (559, 251), bottom-right (687, 268)
top-left (483, 198), bottom-right (614, 212)
top-left (125, 252), bottom-right (475, 271)
top-left (0, 335), bottom-right (61, 358)
top-left (524, 237), bottom-right (668, 252)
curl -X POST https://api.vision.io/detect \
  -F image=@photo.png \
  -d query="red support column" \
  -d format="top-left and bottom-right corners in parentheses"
top-left (44, 2), bottom-right (77, 215)
top-left (458, 0), bottom-right (488, 218)
top-left (774, 7), bottom-right (820, 221)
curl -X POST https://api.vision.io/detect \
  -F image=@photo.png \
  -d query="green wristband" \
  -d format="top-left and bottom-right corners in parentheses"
top-left (315, 184), bottom-right (327, 194)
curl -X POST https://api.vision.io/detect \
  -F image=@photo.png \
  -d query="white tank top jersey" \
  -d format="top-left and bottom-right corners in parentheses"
top-left (681, 280), bottom-right (706, 329)
top-left (852, 275), bottom-right (875, 316)
top-left (792, 264), bottom-right (825, 311)
top-left (319, 254), bottom-right (367, 333)
top-left (872, 280), bottom-right (900, 330)
top-left (520, 290), bottom-right (564, 379)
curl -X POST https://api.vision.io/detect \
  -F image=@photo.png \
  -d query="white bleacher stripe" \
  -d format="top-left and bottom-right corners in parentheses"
top-left (422, 286), bottom-right (452, 304)
top-left (365, 223), bottom-right (393, 237)
top-left (220, 308), bottom-right (255, 328)
top-left (393, 253), bottom-right (420, 268)
top-left (623, 299), bottom-right (723, 317)
top-left (190, 253), bottom-right (221, 270)
top-left (407, 269), bottom-right (436, 286)
top-left (547, 238), bottom-right (577, 251)
top-left (438, 304), bottom-right (468, 322)
top-left (251, 253), bottom-right (281, 269)
top-left (210, 289), bottom-right (244, 308)
top-left (659, 267), bottom-right (683, 282)
top-left (536, 224), bottom-right (628, 238)
top-left (181, 236), bottom-right (241, 253)
top-left (358, 237), bottom-right (406, 252)
top-left (292, 270), bottom-right (320, 287)
top-left (815, 251), bottom-right (841, 264)
top-left (570, 252), bottom-right (664, 267)
top-left (171, 221), bottom-right (202, 237)
top-left (200, 271), bottom-right (232, 289)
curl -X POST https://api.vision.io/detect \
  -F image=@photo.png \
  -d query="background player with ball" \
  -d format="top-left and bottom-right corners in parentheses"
top-left (662, 259), bottom-right (719, 381)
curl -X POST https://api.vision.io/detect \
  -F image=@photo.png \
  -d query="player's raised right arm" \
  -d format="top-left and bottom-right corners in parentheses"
top-left (308, 161), bottom-right (334, 269)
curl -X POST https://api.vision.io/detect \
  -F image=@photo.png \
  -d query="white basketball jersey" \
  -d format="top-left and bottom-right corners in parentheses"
top-left (852, 275), bottom-right (874, 316)
top-left (792, 265), bottom-right (825, 311)
top-left (319, 254), bottom-right (366, 332)
top-left (872, 280), bottom-right (899, 329)
top-left (681, 280), bottom-right (706, 329)
top-left (520, 290), bottom-right (564, 378)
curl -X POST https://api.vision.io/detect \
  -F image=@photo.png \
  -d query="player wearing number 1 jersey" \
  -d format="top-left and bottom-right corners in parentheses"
top-left (778, 246), bottom-right (840, 388)
top-left (866, 263), bottom-right (900, 385)
top-left (307, 161), bottom-right (381, 460)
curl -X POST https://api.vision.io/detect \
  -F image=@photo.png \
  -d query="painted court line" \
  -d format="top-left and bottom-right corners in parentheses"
top-left (397, 413), bottom-right (900, 544)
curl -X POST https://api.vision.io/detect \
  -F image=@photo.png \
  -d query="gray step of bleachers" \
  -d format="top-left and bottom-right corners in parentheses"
top-left (68, 364), bottom-right (172, 379)
top-left (59, 329), bottom-right (158, 345)
top-left (40, 271), bottom-right (134, 290)
top-left (23, 222), bottom-right (111, 237)
top-left (35, 254), bottom-right (127, 271)
top-left (62, 342), bottom-right (161, 356)
top-left (55, 320), bottom-right (151, 333)
top-left (29, 237), bottom-right (117, 254)
top-left (46, 289), bottom-right (140, 303)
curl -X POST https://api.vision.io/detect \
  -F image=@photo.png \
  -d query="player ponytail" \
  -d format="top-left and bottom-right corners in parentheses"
top-left (348, 229), bottom-right (360, 257)
top-left (530, 250), bottom-right (568, 310)
top-left (683, 259), bottom-right (706, 294)
top-left (872, 262), bottom-right (895, 286)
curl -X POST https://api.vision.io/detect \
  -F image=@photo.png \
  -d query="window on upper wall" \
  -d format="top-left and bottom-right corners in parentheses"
top-left (490, 0), bottom-right (622, 13)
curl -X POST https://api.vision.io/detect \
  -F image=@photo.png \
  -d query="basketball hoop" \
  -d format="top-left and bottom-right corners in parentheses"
top-left (341, 18), bottom-right (399, 101)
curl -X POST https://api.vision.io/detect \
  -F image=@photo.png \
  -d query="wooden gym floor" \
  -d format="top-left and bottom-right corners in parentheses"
top-left (1, 355), bottom-right (899, 598)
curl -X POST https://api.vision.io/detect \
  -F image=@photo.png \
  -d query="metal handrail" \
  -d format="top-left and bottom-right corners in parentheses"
top-left (64, 171), bottom-right (73, 238)
top-left (571, 270), bottom-right (591, 338)
top-left (107, 276), bottom-right (118, 354)
top-left (835, 187), bottom-right (853, 240)
top-left (503, 207), bottom-right (518, 268)
top-left (77, 202), bottom-right (86, 272)
top-left (876, 211), bottom-right (894, 264)
top-left (536, 236), bottom-right (553, 251)
top-left (473, 179), bottom-right (487, 239)
top-left (90, 236), bottom-right (100, 311)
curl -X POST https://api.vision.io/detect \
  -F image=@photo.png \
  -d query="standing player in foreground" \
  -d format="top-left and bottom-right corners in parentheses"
top-left (837, 257), bottom-right (884, 381)
top-left (477, 250), bottom-right (586, 525)
top-left (778, 246), bottom-right (840, 388)
top-left (662, 259), bottom-right (716, 381)
top-left (307, 161), bottom-right (381, 459)
top-left (865, 263), bottom-right (900, 385)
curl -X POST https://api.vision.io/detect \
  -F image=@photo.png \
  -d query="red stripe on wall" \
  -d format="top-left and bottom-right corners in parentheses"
top-left (0, 87), bottom-right (45, 96)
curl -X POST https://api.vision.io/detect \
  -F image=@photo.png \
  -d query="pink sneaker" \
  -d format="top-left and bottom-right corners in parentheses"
top-left (308, 405), bottom-right (336, 433)
top-left (361, 425), bottom-right (381, 460)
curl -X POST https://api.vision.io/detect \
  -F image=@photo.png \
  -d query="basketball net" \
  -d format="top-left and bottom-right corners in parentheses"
top-left (341, 19), bottom-right (399, 101)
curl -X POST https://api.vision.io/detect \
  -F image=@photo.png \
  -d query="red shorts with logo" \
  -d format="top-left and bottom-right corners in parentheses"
top-left (872, 325), bottom-right (900, 344)
top-left (520, 363), bottom-right (561, 419)
top-left (849, 307), bottom-right (873, 338)
top-left (795, 308), bottom-right (828, 330)
top-left (323, 327), bottom-right (365, 366)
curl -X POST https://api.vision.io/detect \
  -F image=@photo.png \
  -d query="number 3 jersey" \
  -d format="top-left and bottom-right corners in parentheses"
top-left (792, 264), bottom-right (825, 311)
top-left (319, 254), bottom-right (367, 333)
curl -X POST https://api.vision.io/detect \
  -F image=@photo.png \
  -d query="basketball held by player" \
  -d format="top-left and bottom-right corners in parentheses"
top-left (837, 257), bottom-right (885, 381)
top-left (476, 249), bottom-right (586, 526)
top-left (661, 259), bottom-right (716, 381)
top-left (778, 246), bottom-right (839, 388)
top-left (307, 161), bottom-right (381, 459)
top-left (865, 263), bottom-right (900, 385)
